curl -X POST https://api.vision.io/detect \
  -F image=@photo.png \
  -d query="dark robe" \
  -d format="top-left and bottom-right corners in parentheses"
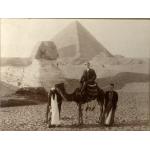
top-left (80, 68), bottom-right (97, 95)
top-left (80, 68), bottom-right (97, 84)
top-left (103, 91), bottom-right (118, 126)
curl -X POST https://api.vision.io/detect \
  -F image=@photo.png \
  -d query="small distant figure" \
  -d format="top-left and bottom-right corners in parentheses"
top-left (17, 79), bottom-right (21, 87)
top-left (56, 62), bottom-right (59, 67)
top-left (80, 62), bottom-right (97, 94)
top-left (17, 82), bottom-right (21, 87)
top-left (103, 83), bottom-right (118, 126)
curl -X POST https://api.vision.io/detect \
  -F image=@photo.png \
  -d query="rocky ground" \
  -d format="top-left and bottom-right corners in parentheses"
top-left (0, 91), bottom-right (149, 131)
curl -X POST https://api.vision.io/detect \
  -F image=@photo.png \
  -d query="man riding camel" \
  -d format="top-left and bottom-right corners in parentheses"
top-left (80, 62), bottom-right (97, 95)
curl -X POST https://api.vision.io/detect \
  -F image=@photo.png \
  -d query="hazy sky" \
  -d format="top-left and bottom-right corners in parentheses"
top-left (1, 19), bottom-right (150, 58)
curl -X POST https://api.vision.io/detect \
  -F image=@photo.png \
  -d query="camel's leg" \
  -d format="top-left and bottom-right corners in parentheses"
top-left (48, 108), bottom-right (52, 127)
top-left (78, 104), bottom-right (81, 125)
top-left (46, 102), bottom-right (51, 124)
top-left (97, 100), bottom-right (104, 124)
top-left (80, 104), bottom-right (83, 125)
top-left (58, 102), bottom-right (62, 119)
top-left (99, 104), bottom-right (103, 123)
top-left (78, 103), bottom-right (83, 125)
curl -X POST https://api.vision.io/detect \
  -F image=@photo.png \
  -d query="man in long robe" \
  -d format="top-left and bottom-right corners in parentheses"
top-left (103, 83), bottom-right (118, 126)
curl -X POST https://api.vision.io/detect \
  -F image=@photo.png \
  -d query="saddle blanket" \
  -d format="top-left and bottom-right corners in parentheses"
top-left (86, 83), bottom-right (98, 99)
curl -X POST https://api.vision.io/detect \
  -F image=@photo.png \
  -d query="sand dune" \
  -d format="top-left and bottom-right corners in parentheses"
top-left (118, 82), bottom-right (149, 92)
top-left (0, 81), bottom-right (18, 97)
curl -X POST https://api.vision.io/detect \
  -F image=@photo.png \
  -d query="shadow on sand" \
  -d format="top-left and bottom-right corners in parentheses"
top-left (48, 120), bottom-right (150, 130)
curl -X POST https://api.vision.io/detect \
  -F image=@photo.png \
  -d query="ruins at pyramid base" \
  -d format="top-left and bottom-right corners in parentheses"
top-left (1, 59), bottom-right (65, 91)
top-left (21, 59), bottom-right (65, 91)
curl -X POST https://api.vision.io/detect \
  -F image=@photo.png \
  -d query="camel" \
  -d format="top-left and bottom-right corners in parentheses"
top-left (45, 83), bottom-right (105, 126)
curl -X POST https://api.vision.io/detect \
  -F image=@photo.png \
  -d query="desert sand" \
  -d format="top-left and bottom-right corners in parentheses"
top-left (0, 82), bottom-right (149, 131)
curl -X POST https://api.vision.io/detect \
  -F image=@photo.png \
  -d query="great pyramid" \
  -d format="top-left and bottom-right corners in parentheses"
top-left (52, 21), bottom-right (112, 62)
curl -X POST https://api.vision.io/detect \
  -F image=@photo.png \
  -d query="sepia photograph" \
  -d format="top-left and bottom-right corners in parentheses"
top-left (0, 19), bottom-right (150, 131)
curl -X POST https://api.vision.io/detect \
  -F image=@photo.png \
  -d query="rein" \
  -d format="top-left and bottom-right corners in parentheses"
top-left (55, 87), bottom-right (68, 101)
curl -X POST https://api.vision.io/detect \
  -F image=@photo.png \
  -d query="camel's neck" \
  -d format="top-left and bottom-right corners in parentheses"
top-left (57, 87), bottom-right (74, 101)
top-left (63, 89), bottom-right (75, 101)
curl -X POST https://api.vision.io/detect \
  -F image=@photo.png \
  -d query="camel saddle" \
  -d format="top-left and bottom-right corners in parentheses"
top-left (81, 82), bottom-right (99, 100)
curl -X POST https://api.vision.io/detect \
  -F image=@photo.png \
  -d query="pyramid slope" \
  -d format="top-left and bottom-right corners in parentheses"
top-left (52, 21), bottom-right (113, 61)
top-left (76, 21), bottom-right (112, 59)
top-left (52, 21), bottom-right (79, 58)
